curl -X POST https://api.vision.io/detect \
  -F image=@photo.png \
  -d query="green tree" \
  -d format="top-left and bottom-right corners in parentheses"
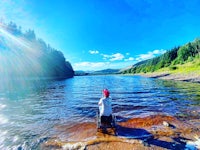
top-left (1, 21), bottom-right (74, 79)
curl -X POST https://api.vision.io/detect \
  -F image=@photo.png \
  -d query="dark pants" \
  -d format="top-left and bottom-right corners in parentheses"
top-left (101, 115), bottom-right (112, 125)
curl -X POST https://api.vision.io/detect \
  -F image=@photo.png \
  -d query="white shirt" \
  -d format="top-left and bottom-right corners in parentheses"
top-left (98, 97), bottom-right (112, 116)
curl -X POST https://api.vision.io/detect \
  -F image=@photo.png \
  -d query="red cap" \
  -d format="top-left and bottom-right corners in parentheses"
top-left (103, 89), bottom-right (110, 97)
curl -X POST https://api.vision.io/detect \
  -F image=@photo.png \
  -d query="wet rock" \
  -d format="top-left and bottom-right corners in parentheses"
top-left (163, 121), bottom-right (176, 129)
top-left (119, 115), bottom-right (176, 128)
top-left (163, 121), bottom-right (169, 127)
top-left (41, 115), bottom-right (200, 150)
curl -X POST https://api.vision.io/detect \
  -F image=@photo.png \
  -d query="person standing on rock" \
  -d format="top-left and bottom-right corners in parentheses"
top-left (98, 89), bottom-right (112, 125)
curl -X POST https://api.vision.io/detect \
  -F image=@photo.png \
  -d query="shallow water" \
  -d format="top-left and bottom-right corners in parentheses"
top-left (0, 75), bottom-right (200, 149)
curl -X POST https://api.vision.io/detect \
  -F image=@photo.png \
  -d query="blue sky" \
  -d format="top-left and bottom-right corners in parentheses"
top-left (1, 0), bottom-right (200, 71)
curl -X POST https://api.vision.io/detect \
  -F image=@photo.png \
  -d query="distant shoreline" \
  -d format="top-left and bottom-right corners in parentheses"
top-left (75, 71), bottom-right (200, 84)
top-left (140, 72), bottom-right (200, 83)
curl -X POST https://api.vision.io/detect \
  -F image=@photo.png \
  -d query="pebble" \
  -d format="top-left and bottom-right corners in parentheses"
top-left (163, 121), bottom-right (169, 127)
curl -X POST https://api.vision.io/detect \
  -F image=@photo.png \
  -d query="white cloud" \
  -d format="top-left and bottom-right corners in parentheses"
top-left (101, 54), bottom-right (109, 60)
top-left (73, 62), bottom-right (109, 70)
top-left (89, 50), bottom-right (99, 54)
top-left (125, 57), bottom-right (134, 61)
top-left (136, 49), bottom-right (166, 61)
top-left (152, 49), bottom-right (166, 55)
top-left (102, 53), bottom-right (125, 61)
top-left (73, 61), bottom-right (136, 71)
top-left (136, 53), bottom-right (154, 61)
top-left (110, 53), bottom-right (124, 61)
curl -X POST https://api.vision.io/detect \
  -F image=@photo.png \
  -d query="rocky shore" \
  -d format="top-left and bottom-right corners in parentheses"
top-left (141, 71), bottom-right (200, 83)
top-left (41, 113), bottom-right (200, 150)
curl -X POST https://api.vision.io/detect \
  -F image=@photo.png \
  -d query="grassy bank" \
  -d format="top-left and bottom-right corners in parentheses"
top-left (141, 58), bottom-right (200, 83)
top-left (159, 58), bottom-right (200, 74)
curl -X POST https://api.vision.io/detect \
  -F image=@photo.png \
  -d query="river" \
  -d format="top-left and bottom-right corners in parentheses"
top-left (0, 75), bottom-right (200, 149)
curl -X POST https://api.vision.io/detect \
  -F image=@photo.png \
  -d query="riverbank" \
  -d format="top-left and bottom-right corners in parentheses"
top-left (141, 71), bottom-right (200, 83)
top-left (139, 60), bottom-right (200, 83)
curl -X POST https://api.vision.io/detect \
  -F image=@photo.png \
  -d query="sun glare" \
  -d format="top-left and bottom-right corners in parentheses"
top-left (0, 24), bottom-right (43, 91)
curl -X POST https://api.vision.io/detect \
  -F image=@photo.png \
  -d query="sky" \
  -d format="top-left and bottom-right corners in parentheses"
top-left (1, 0), bottom-right (200, 71)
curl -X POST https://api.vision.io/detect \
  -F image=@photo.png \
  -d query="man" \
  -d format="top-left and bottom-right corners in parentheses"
top-left (98, 89), bottom-right (112, 126)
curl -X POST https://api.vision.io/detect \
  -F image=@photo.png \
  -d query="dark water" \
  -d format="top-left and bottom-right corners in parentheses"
top-left (0, 75), bottom-right (200, 149)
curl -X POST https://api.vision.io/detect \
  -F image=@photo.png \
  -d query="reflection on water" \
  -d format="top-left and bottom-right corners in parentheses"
top-left (0, 75), bottom-right (200, 149)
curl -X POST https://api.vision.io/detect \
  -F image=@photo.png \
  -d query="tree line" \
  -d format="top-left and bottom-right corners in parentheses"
top-left (0, 21), bottom-right (74, 79)
top-left (122, 38), bottom-right (200, 74)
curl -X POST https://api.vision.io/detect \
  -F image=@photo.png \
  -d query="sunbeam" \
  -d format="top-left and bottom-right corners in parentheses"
top-left (0, 23), bottom-right (44, 91)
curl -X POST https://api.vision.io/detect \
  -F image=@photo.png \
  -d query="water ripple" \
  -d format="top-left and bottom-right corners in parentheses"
top-left (0, 75), bottom-right (200, 149)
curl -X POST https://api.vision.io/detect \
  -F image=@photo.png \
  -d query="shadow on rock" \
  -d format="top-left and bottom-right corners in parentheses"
top-left (116, 125), bottom-right (187, 149)
top-left (147, 137), bottom-right (187, 150)
top-left (116, 125), bottom-right (152, 139)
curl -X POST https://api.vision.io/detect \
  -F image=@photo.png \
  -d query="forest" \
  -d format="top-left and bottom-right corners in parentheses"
top-left (122, 38), bottom-right (200, 74)
top-left (0, 21), bottom-right (74, 79)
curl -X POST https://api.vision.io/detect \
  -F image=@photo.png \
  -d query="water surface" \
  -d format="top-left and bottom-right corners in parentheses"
top-left (0, 75), bottom-right (200, 149)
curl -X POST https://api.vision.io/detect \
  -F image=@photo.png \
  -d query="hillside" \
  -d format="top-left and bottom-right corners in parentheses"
top-left (141, 59), bottom-right (200, 83)
top-left (75, 69), bottom-right (120, 76)
top-left (121, 38), bottom-right (200, 81)
top-left (91, 69), bottom-right (120, 75)
top-left (0, 21), bottom-right (74, 79)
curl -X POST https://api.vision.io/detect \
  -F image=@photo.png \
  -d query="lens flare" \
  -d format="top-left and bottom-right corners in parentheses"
top-left (0, 23), bottom-right (43, 91)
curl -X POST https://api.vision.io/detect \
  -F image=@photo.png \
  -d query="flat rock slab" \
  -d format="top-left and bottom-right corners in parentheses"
top-left (41, 114), bottom-right (200, 150)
